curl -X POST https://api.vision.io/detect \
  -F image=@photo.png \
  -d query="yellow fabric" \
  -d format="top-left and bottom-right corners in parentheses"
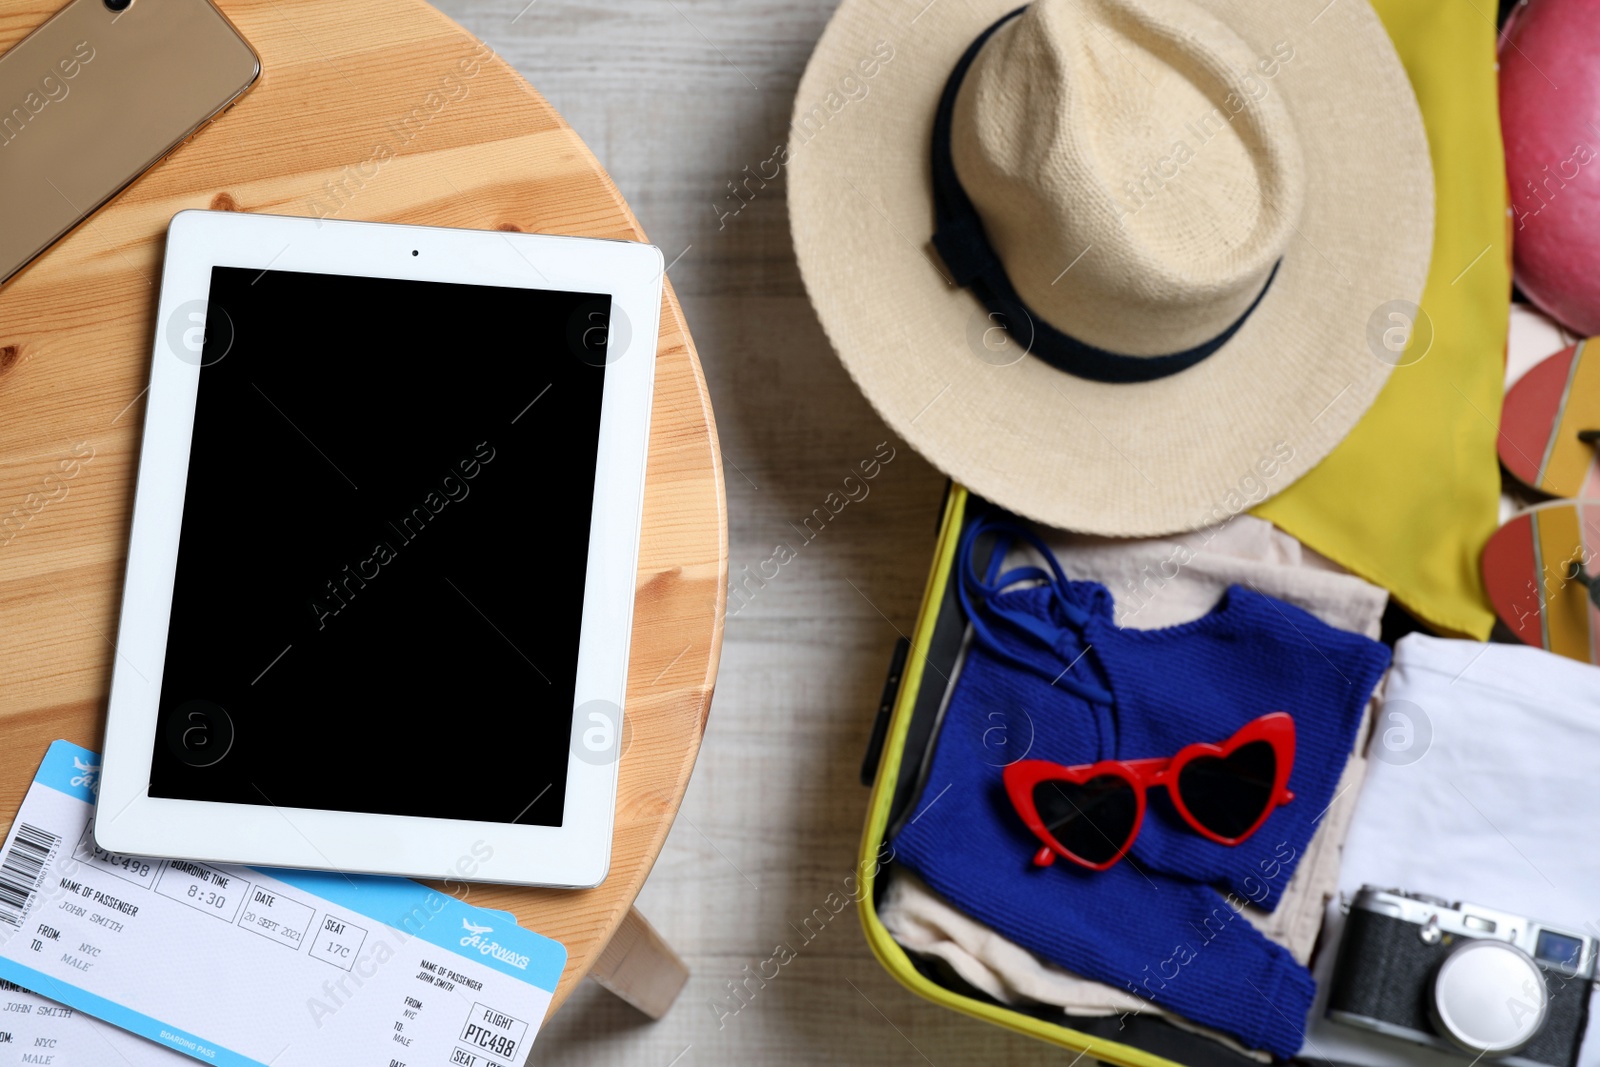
top-left (1254, 0), bottom-right (1508, 639)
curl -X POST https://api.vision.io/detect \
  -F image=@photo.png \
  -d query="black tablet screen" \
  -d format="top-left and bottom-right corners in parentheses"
top-left (147, 266), bottom-right (610, 828)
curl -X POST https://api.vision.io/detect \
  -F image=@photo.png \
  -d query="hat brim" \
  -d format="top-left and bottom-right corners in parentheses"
top-left (788, 0), bottom-right (1434, 536)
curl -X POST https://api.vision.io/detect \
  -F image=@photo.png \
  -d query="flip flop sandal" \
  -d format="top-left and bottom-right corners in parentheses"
top-left (1499, 339), bottom-right (1600, 498)
top-left (1482, 499), bottom-right (1600, 664)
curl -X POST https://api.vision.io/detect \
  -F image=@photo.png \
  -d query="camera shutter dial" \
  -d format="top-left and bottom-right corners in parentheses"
top-left (1429, 940), bottom-right (1549, 1056)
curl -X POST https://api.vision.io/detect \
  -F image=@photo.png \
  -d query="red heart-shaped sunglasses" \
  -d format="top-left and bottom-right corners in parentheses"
top-left (1002, 712), bottom-right (1296, 871)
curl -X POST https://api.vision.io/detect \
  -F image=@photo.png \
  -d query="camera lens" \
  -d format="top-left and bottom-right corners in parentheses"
top-left (1430, 941), bottom-right (1548, 1056)
top-left (104, 0), bottom-right (133, 11)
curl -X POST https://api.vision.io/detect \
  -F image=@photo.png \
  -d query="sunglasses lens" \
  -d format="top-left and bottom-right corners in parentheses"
top-left (1177, 740), bottom-right (1277, 839)
top-left (1031, 775), bottom-right (1137, 865)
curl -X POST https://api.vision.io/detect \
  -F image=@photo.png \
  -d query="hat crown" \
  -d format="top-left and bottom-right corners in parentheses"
top-left (951, 0), bottom-right (1306, 357)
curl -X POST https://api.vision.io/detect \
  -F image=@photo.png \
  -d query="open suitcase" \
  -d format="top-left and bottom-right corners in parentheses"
top-left (857, 485), bottom-right (1356, 1067)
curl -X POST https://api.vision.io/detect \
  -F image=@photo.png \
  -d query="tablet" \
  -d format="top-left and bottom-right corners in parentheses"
top-left (96, 210), bottom-right (662, 887)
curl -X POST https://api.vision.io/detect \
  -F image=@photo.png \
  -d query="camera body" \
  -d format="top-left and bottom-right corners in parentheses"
top-left (1327, 887), bottom-right (1595, 1067)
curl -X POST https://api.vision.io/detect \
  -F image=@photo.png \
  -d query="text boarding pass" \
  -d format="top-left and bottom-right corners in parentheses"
top-left (2, 977), bottom-right (196, 1066)
top-left (0, 741), bottom-right (566, 1067)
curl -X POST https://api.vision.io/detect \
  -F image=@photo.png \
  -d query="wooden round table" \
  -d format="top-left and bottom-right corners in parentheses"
top-left (0, 0), bottom-right (725, 1021)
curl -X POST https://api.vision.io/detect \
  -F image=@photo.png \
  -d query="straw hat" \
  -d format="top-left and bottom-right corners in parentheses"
top-left (789, 0), bottom-right (1433, 536)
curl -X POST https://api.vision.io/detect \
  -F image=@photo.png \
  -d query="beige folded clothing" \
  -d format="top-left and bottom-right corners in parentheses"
top-left (878, 515), bottom-right (1387, 1053)
top-left (882, 871), bottom-right (1273, 1063)
top-left (1042, 514), bottom-right (1378, 635)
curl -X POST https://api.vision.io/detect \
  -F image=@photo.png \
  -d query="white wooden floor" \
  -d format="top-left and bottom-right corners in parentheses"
top-left (427, 1), bottom-right (1072, 1063)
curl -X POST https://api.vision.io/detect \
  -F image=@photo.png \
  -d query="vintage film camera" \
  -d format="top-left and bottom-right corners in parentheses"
top-left (1327, 887), bottom-right (1596, 1066)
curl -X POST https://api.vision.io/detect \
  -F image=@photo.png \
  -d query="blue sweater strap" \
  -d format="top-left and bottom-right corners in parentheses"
top-left (957, 515), bottom-right (1113, 706)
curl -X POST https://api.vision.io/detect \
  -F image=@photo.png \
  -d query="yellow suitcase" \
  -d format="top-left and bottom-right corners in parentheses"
top-left (856, 485), bottom-right (1266, 1067)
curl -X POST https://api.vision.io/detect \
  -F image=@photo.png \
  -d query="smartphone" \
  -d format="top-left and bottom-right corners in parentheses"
top-left (0, 0), bottom-right (259, 287)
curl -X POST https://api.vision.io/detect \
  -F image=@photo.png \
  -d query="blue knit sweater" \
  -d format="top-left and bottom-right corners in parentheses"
top-left (890, 519), bottom-right (1390, 1058)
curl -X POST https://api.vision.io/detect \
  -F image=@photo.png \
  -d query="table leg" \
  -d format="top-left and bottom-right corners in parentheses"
top-left (588, 905), bottom-right (689, 1018)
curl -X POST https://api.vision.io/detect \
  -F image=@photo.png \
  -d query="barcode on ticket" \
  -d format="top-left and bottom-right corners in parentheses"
top-left (0, 823), bottom-right (61, 929)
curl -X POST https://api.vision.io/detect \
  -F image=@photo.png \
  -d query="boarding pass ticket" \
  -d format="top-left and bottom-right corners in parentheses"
top-left (1, 975), bottom-right (216, 1066)
top-left (0, 741), bottom-right (567, 1067)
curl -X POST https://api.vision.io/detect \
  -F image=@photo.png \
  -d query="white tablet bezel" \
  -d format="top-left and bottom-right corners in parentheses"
top-left (96, 210), bottom-right (662, 888)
